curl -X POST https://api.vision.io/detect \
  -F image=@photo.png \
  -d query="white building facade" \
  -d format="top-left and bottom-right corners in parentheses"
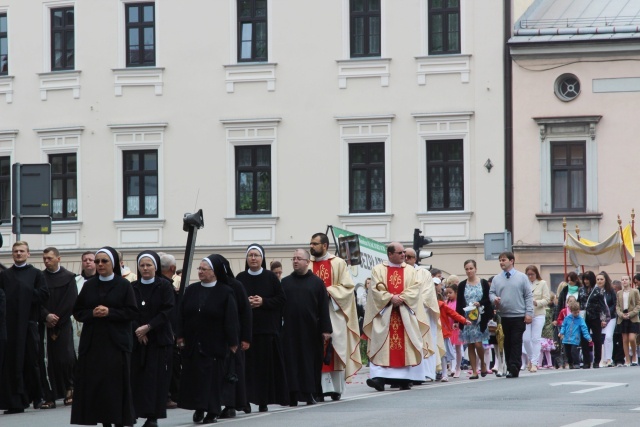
top-left (0, 0), bottom-right (507, 276)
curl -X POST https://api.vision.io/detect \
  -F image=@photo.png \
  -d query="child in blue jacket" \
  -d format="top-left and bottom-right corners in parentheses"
top-left (559, 301), bottom-right (592, 369)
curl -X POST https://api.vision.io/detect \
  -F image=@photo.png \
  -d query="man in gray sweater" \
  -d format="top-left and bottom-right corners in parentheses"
top-left (489, 252), bottom-right (533, 378)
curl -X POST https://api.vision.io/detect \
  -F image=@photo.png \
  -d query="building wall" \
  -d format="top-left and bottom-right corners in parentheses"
top-left (0, 0), bottom-right (507, 279)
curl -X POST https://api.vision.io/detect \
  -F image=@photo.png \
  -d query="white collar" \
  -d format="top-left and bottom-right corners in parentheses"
top-left (388, 262), bottom-right (402, 268)
top-left (99, 273), bottom-right (115, 281)
top-left (315, 253), bottom-right (331, 261)
top-left (201, 280), bottom-right (217, 288)
top-left (141, 277), bottom-right (155, 284)
top-left (248, 268), bottom-right (263, 276)
top-left (47, 266), bottom-right (61, 274)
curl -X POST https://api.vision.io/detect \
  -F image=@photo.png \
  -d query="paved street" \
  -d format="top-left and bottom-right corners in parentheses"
top-left (2, 366), bottom-right (639, 427)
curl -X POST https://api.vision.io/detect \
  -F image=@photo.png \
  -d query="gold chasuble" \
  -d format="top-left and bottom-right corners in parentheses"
top-left (310, 255), bottom-right (362, 381)
top-left (364, 262), bottom-right (431, 368)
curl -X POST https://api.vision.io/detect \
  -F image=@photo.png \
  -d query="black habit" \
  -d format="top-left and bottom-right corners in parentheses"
top-left (40, 266), bottom-right (78, 402)
top-left (281, 270), bottom-right (332, 401)
top-left (220, 277), bottom-right (252, 410)
top-left (71, 275), bottom-right (138, 426)
top-left (0, 288), bottom-right (6, 397)
top-left (131, 276), bottom-right (175, 420)
top-left (237, 269), bottom-right (288, 406)
top-left (177, 282), bottom-right (239, 416)
top-left (0, 265), bottom-right (49, 411)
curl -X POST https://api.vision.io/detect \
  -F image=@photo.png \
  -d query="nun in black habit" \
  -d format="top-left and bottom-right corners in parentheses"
top-left (212, 255), bottom-right (253, 419)
top-left (176, 255), bottom-right (239, 424)
top-left (131, 251), bottom-right (175, 427)
top-left (236, 244), bottom-right (288, 412)
top-left (71, 247), bottom-right (138, 427)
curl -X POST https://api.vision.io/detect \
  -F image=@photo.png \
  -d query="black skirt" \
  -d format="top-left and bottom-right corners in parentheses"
top-left (619, 319), bottom-right (640, 334)
top-left (131, 344), bottom-right (172, 419)
top-left (245, 334), bottom-right (288, 406)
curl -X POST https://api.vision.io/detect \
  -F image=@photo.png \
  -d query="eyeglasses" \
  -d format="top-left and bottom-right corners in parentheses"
top-left (292, 257), bottom-right (309, 262)
top-left (94, 259), bottom-right (111, 264)
top-left (247, 254), bottom-right (262, 259)
top-left (405, 255), bottom-right (415, 259)
top-left (393, 251), bottom-right (406, 255)
top-left (197, 267), bottom-right (212, 272)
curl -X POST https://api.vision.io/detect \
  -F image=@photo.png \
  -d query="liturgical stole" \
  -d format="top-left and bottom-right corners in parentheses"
top-left (314, 260), bottom-right (336, 372)
top-left (387, 266), bottom-right (405, 367)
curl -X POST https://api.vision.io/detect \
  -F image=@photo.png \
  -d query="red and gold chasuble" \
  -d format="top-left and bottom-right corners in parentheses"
top-left (313, 260), bottom-right (335, 372)
top-left (387, 266), bottom-right (405, 367)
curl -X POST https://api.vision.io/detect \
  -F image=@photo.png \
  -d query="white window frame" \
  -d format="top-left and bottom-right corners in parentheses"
top-left (421, 0), bottom-right (466, 56)
top-left (535, 117), bottom-right (599, 214)
top-left (336, 115), bottom-right (393, 240)
top-left (0, 7), bottom-right (12, 103)
top-left (36, 126), bottom-right (83, 223)
top-left (0, 129), bottom-right (16, 234)
top-left (228, 0), bottom-right (273, 64)
top-left (108, 122), bottom-right (166, 221)
top-left (117, 0), bottom-right (160, 68)
top-left (222, 117), bottom-right (280, 245)
top-left (42, 0), bottom-right (76, 72)
top-left (341, 0), bottom-right (387, 59)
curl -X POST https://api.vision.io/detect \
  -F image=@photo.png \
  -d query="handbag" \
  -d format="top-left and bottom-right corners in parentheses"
top-left (580, 288), bottom-right (595, 319)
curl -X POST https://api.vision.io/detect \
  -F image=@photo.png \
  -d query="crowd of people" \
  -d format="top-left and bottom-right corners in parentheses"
top-left (0, 237), bottom-right (639, 426)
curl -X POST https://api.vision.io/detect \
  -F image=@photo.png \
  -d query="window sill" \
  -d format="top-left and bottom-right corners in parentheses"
top-left (536, 213), bottom-right (602, 244)
top-left (225, 216), bottom-right (279, 245)
top-left (535, 212), bottom-right (603, 220)
top-left (337, 214), bottom-right (393, 240)
top-left (224, 63), bottom-right (277, 93)
top-left (0, 75), bottom-right (14, 103)
top-left (417, 211), bottom-right (473, 241)
top-left (38, 70), bottom-right (81, 100)
top-left (336, 58), bottom-right (391, 89)
top-left (112, 67), bottom-right (164, 96)
top-left (414, 54), bottom-right (471, 85)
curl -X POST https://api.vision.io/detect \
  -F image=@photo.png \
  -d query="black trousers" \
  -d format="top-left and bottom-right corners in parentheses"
top-left (581, 317), bottom-right (603, 366)
top-left (564, 344), bottom-right (581, 366)
top-left (501, 316), bottom-right (526, 373)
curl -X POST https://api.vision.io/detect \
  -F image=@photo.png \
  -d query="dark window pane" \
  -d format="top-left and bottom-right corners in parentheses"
top-left (427, 140), bottom-right (463, 211)
top-left (428, 0), bottom-right (460, 54)
top-left (143, 5), bottom-right (154, 22)
top-left (0, 16), bottom-right (6, 33)
top-left (551, 142), bottom-right (586, 213)
top-left (237, 0), bottom-right (268, 62)
top-left (349, 143), bottom-right (385, 213)
top-left (369, 0), bottom-right (380, 11)
top-left (235, 145), bottom-right (271, 214)
top-left (129, 7), bottom-right (139, 23)
top-left (350, 0), bottom-right (381, 57)
top-left (352, 0), bottom-right (364, 12)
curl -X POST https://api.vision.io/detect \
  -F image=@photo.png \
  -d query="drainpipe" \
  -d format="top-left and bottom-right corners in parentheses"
top-left (504, 0), bottom-right (514, 235)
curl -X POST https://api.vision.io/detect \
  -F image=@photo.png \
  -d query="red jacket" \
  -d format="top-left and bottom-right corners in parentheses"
top-left (439, 300), bottom-right (467, 339)
top-left (557, 306), bottom-right (570, 327)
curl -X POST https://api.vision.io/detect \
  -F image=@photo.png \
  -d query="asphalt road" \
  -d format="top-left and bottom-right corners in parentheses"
top-left (2, 366), bottom-right (639, 426)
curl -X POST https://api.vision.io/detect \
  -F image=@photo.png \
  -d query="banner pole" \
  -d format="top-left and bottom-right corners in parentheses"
top-left (632, 209), bottom-right (636, 282)
top-left (619, 215), bottom-right (631, 280)
top-left (563, 217), bottom-right (567, 280)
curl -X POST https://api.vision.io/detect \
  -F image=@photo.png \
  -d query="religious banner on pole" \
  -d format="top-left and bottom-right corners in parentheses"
top-left (329, 226), bottom-right (388, 303)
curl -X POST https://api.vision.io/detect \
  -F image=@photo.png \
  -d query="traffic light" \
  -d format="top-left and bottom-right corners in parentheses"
top-left (413, 228), bottom-right (433, 266)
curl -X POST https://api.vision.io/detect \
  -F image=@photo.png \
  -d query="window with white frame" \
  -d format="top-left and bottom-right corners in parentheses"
top-left (1, 13), bottom-right (8, 75)
top-left (426, 139), bottom-right (463, 211)
top-left (49, 152), bottom-right (77, 220)
top-left (428, 0), bottom-right (460, 55)
top-left (350, 0), bottom-right (381, 58)
top-left (109, 123), bottom-right (165, 221)
top-left (50, 6), bottom-right (74, 70)
top-left (125, 2), bottom-right (155, 67)
top-left (237, 0), bottom-right (267, 62)
top-left (349, 142), bottom-right (385, 213)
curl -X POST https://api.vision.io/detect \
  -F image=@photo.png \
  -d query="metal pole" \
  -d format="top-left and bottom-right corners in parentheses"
top-left (15, 163), bottom-right (20, 241)
top-left (563, 217), bottom-right (567, 279)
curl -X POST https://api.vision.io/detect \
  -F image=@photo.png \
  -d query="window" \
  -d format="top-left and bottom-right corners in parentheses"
top-left (349, 142), bottom-right (385, 213)
top-left (51, 7), bottom-right (74, 70)
top-left (123, 150), bottom-right (158, 218)
top-left (551, 141), bottom-right (586, 212)
top-left (235, 145), bottom-right (271, 214)
top-left (50, 153), bottom-right (77, 221)
top-left (427, 139), bottom-right (463, 211)
top-left (428, 0), bottom-right (460, 55)
top-left (0, 13), bottom-right (7, 75)
top-left (0, 156), bottom-right (9, 222)
top-left (126, 3), bottom-right (155, 67)
top-left (237, 0), bottom-right (267, 62)
top-left (350, 0), bottom-right (381, 58)
top-left (555, 73), bottom-right (581, 102)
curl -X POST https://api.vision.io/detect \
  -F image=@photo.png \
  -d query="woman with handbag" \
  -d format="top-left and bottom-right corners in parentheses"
top-left (578, 271), bottom-right (610, 369)
top-left (522, 265), bottom-right (550, 372)
top-left (598, 271), bottom-right (617, 367)
top-left (616, 275), bottom-right (640, 366)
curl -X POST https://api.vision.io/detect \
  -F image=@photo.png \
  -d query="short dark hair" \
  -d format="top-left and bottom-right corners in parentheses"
top-left (43, 247), bottom-right (60, 257)
top-left (498, 251), bottom-right (515, 262)
top-left (81, 251), bottom-right (94, 259)
top-left (386, 243), bottom-right (396, 256)
top-left (430, 267), bottom-right (442, 276)
top-left (311, 232), bottom-right (329, 246)
top-left (270, 260), bottom-right (282, 270)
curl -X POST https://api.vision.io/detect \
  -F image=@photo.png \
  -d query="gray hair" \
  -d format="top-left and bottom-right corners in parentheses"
top-left (158, 252), bottom-right (176, 271)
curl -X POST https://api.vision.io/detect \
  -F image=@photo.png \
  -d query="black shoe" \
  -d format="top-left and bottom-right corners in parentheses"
top-left (506, 372), bottom-right (513, 378)
top-left (399, 382), bottom-right (412, 390)
top-left (220, 407), bottom-right (236, 419)
top-left (193, 409), bottom-right (205, 423)
top-left (203, 412), bottom-right (218, 423)
top-left (593, 365), bottom-right (600, 369)
top-left (583, 365), bottom-right (591, 369)
top-left (289, 399), bottom-right (298, 407)
top-left (4, 408), bottom-right (25, 414)
top-left (33, 399), bottom-right (44, 409)
top-left (243, 404), bottom-right (252, 414)
top-left (142, 419), bottom-right (158, 427)
top-left (315, 393), bottom-right (325, 402)
top-left (366, 378), bottom-right (385, 392)
top-left (306, 394), bottom-right (316, 405)
top-left (508, 366), bottom-right (519, 378)
top-left (258, 405), bottom-right (268, 412)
